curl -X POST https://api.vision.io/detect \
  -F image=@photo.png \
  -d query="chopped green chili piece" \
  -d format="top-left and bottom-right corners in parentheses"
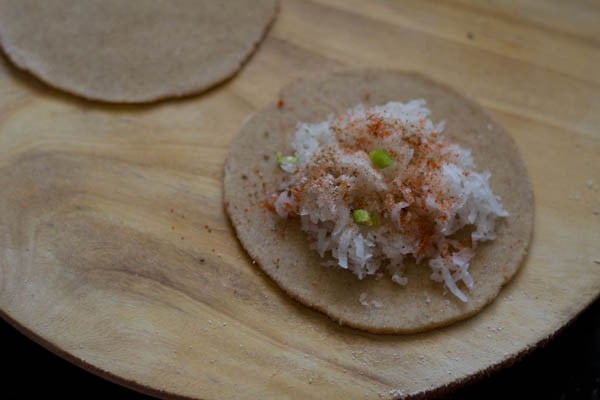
top-left (369, 149), bottom-right (393, 169)
top-left (276, 152), bottom-right (298, 165)
top-left (352, 209), bottom-right (374, 226)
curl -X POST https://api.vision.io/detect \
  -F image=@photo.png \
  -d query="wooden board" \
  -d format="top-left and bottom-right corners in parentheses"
top-left (0, 0), bottom-right (598, 398)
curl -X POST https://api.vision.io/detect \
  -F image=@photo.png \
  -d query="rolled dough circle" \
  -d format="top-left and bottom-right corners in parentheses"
top-left (0, 0), bottom-right (278, 102)
top-left (224, 70), bottom-right (534, 334)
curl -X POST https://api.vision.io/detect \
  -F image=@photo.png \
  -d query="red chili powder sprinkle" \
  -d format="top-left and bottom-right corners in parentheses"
top-left (269, 108), bottom-right (464, 257)
top-left (259, 200), bottom-right (276, 213)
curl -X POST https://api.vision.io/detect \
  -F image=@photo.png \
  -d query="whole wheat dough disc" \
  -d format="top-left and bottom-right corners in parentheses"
top-left (224, 70), bottom-right (533, 334)
top-left (0, 0), bottom-right (277, 103)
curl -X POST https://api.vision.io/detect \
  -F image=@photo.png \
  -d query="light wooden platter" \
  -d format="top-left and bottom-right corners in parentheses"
top-left (1, 0), bottom-right (599, 398)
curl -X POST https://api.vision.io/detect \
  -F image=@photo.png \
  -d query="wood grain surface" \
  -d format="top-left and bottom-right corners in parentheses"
top-left (0, 0), bottom-right (598, 399)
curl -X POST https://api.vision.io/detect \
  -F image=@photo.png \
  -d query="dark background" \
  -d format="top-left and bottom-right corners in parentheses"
top-left (2, 299), bottom-right (598, 399)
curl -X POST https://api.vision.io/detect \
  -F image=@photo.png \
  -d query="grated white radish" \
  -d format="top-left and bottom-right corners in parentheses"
top-left (272, 100), bottom-right (508, 302)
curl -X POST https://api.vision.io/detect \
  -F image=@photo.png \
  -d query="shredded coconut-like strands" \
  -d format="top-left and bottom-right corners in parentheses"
top-left (272, 100), bottom-right (508, 302)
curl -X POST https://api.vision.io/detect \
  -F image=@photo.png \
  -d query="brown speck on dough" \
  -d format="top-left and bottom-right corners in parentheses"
top-left (241, 174), bottom-right (248, 180)
top-left (277, 98), bottom-right (285, 109)
top-left (263, 154), bottom-right (270, 161)
top-left (467, 32), bottom-right (475, 40)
